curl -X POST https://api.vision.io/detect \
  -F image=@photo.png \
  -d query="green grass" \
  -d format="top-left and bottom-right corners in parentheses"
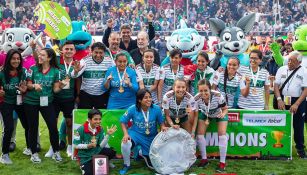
top-left (1, 96), bottom-right (307, 175)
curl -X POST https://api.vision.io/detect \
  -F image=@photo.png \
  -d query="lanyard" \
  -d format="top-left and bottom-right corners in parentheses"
top-left (63, 59), bottom-right (73, 76)
top-left (174, 95), bottom-right (183, 117)
top-left (141, 109), bottom-right (149, 128)
top-left (171, 64), bottom-right (180, 80)
top-left (250, 67), bottom-right (260, 88)
top-left (198, 68), bottom-right (207, 80)
top-left (117, 67), bottom-right (127, 86)
top-left (200, 95), bottom-right (211, 116)
top-left (261, 44), bottom-right (267, 53)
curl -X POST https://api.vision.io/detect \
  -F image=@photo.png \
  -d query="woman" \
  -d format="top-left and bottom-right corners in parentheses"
top-left (119, 89), bottom-right (166, 175)
top-left (212, 57), bottom-right (243, 108)
top-left (0, 50), bottom-right (28, 164)
top-left (238, 49), bottom-right (270, 110)
top-left (24, 48), bottom-right (65, 163)
top-left (194, 79), bottom-right (228, 172)
top-left (185, 51), bottom-right (215, 95)
top-left (135, 49), bottom-right (160, 104)
top-left (103, 52), bottom-right (139, 109)
top-left (162, 78), bottom-right (196, 135)
top-left (158, 49), bottom-right (184, 105)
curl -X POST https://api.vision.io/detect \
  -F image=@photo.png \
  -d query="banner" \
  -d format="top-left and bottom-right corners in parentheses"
top-left (34, 1), bottom-right (72, 39)
top-left (73, 109), bottom-right (292, 159)
top-left (206, 110), bottom-right (292, 160)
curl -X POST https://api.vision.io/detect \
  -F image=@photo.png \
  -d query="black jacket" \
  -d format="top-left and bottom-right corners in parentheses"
top-left (102, 22), bottom-right (155, 53)
top-left (130, 48), bottom-right (160, 66)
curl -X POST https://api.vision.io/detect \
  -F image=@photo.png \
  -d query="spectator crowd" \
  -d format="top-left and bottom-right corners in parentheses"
top-left (0, 0), bottom-right (307, 36)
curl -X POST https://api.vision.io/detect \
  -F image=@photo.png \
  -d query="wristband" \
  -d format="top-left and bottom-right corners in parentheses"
top-left (277, 97), bottom-right (282, 101)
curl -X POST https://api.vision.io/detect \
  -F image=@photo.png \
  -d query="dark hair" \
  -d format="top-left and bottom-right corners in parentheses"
top-left (197, 79), bottom-right (211, 90)
top-left (91, 42), bottom-right (107, 52)
top-left (60, 40), bottom-right (75, 50)
top-left (197, 51), bottom-right (209, 62)
top-left (88, 109), bottom-right (102, 119)
top-left (115, 52), bottom-right (128, 61)
top-left (169, 49), bottom-right (182, 58)
top-left (143, 49), bottom-right (155, 57)
top-left (223, 57), bottom-right (240, 104)
top-left (136, 89), bottom-right (153, 111)
top-left (276, 38), bottom-right (285, 46)
top-left (249, 49), bottom-right (263, 60)
top-left (173, 77), bottom-right (187, 88)
top-left (120, 23), bottom-right (132, 31)
top-left (4, 49), bottom-right (23, 84)
top-left (37, 48), bottom-right (59, 72)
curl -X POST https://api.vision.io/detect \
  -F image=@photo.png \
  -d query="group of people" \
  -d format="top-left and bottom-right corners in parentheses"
top-left (0, 17), bottom-right (306, 175)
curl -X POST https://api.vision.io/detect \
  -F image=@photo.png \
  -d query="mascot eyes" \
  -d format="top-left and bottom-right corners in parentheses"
top-left (222, 33), bottom-right (231, 41)
top-left (236, 31), bottom-right (245, 40)
top-left (295, 35), bottom-right (299, 41)
top-left (7, 33), bottom-right (14, 42)
top-left (24, 34), bottom-right (31, 42)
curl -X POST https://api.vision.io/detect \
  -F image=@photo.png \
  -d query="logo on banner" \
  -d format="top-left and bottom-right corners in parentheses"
top-left (228, 112), bottom-right (240, 122)
top-left (242, 114), bottom-right (286, 126)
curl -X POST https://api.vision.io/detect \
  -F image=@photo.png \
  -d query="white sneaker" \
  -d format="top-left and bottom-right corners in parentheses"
top-left (45, 146), bottom-right (54, 158)
top-left (52, 151), bottom-right (63, 162)
top-left (30, 153), bottom-right (41, 163)
top-left (23, 148), bottom-right (32, 156)
top-left (66, 145), bottom-right (72, 158)
top-left (0, 154), bottom-right (13, 164)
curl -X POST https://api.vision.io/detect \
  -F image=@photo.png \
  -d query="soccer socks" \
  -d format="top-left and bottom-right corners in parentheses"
top-left (219, 135), bottom-right (228, 163)
top-left (59, 118), bottom-right (67, 143)
top-left (121, 140), bottom-right (132, 166)
top-left (197, 135), bottom-right (207, 160)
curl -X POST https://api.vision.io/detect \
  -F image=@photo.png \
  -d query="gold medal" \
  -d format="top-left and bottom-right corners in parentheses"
top-left (252, 88), bottom-right (257, 95)
top-left (91, 136), bottom-right (97, 144)
top-left (145, 128), bottom-right (150, 135)
top-left (65, 75), bottom-right (70, 80)
top-left (118, 86), bottom-right (124, 93)
top-left (175, 117), bottom-right (180, 124)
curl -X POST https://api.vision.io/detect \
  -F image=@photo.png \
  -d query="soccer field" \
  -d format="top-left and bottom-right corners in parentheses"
top-left (1, 116), bottom-right (307, 175)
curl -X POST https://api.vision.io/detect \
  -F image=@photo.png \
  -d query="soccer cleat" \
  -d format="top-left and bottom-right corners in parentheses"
top-left (52, 151), bottom-right (63, 162)
top-left (30, 153), bottom-right (41, 163)
top-left (297, 151), bottom-right (307, 159)
top-left (119, 164), bottom-right (130, 175)
top-left (23, 148), bottom-right (32, 156)
top-left (198, 159), bottom-right (209, 167)
top-left (216, 162), bottom-right (226, 172)
top-left (66, 145), bottom-right (72, 158)
top-left (45, 146), bottom-right (54, 158)
top-left (0, 154), bottom-right (13, 164)
top-left (9, 142), bottom-right (16, 152)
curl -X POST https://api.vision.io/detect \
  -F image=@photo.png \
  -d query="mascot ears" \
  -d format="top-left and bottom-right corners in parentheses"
top-left (209, 13), bottom-right (256, 36)
top-left (236, 13), bottom-right (256, 33)
top-left (209, 18), bottom-right (226, 36)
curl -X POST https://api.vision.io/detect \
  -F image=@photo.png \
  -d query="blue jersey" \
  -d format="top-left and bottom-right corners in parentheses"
top-left (120, 104), bottom-right (165, 155)
top-left (103, 66), bottom-right (139, 109)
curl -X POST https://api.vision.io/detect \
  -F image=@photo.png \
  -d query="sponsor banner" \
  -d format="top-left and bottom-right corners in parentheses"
top-left (73, 109), bottom-right (292, 160)
top-left (34, 1), bottom-right (72, 39)
top-left (206, 110), bottom-right (292, 159)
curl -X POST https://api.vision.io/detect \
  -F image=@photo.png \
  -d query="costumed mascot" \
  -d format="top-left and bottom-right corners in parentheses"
top-left (271, 24), bottom-right (307, 68)
top-left (0, 27), bottom-right (43, 151)
top-left (58, 20), bottom-right (92, 149)
top-left (60, 21), bottom-right (92, 60)
top-left (209, 13), bottom-right (256, 69)
top-left (161, 19), bottom-right (204, 66)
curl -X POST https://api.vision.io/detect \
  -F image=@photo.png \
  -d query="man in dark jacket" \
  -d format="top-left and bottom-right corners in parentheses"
top-left (102, 14), bottom-right (155, 53)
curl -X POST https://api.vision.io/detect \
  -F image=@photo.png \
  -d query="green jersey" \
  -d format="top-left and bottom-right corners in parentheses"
top-left (73, 122), bottom-right (104, 165)
top-left (0, 68), bottom-right (27, 104)
top-left (54, 58), bottom-right (75, 101)
top-left (24, 66), bottom-right (60, 105)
